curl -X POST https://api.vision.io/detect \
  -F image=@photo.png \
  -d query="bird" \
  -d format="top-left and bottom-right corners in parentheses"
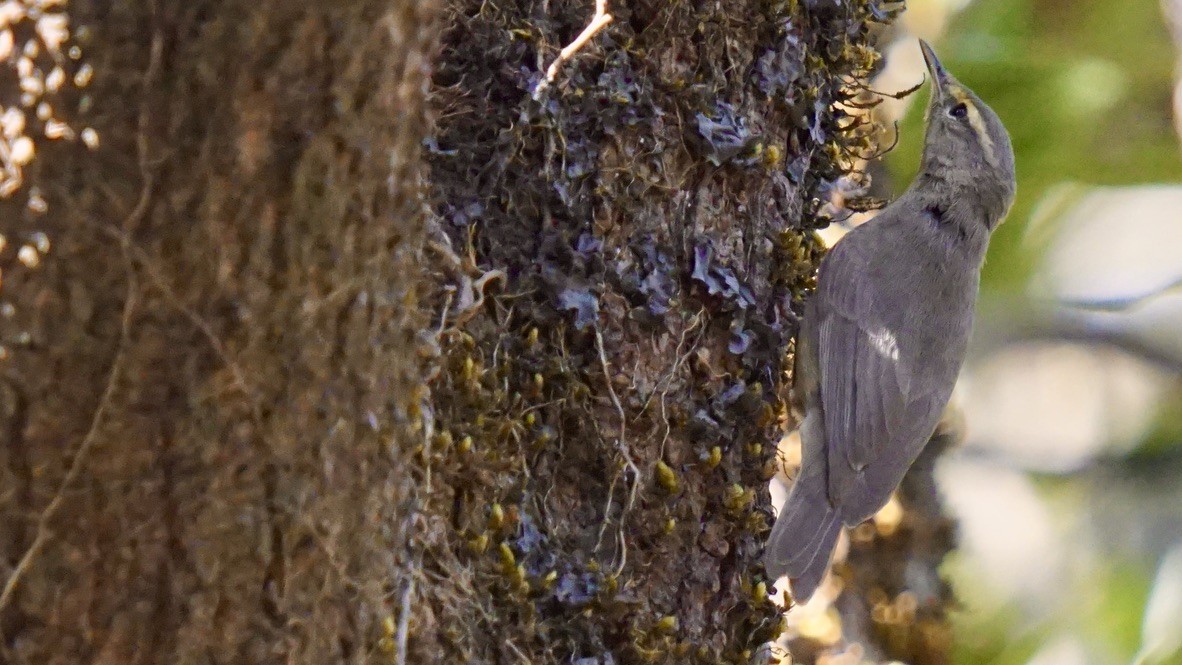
top-left (763, 39), bottom-right (1017, 603)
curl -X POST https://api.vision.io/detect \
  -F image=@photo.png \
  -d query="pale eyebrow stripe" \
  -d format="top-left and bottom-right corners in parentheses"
top-left (951, 87), bottom-right (996, 165)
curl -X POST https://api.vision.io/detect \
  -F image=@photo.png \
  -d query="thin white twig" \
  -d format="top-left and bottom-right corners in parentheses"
top-left (394, 579), bottom-right (414, 665)
top-left (594, 329), bottom-right (639, 576)
top-left (532, 0), bottom-right (613, 99)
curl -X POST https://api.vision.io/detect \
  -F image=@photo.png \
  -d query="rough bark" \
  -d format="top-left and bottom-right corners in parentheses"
top-left (1, 1), bottom-right (439, 662)
top-left (0, 0), bottom-right (957, 664)
top-left (415, 0), bottom-right (935, 663)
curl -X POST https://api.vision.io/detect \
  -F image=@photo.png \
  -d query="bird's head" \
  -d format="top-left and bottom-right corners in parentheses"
top-left (918, 40), bottom-right (1016, 226)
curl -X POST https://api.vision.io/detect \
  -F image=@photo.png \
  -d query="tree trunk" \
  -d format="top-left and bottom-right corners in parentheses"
top-left (417, 0), bottom-right (945, 663)
top-left (0, 0), bottom-right (955, 663)
top-left (1, 2), bottom-right (439, 662)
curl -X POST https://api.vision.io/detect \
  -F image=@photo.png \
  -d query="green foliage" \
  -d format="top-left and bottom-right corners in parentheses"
top-left (888, 0), bottom-right (1179, 292)
top-left (884, 2), bottom-right (1182, 664)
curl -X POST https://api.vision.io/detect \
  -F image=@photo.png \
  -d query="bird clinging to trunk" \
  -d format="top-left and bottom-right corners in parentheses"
top-left (763, 40), bottom-right (1017, 603)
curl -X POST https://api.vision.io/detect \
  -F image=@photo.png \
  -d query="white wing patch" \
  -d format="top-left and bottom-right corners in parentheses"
top-left (867, 326), bottom-right (899, 362)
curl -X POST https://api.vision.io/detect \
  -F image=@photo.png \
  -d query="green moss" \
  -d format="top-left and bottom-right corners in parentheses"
top-left (416, 0), bottom-right (904, 661)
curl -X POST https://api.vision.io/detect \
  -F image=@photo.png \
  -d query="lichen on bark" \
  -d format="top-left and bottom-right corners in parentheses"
top-left (413, 0), bottom-right (905, 662)
top-left (0, 1), bottom-right (961, 663)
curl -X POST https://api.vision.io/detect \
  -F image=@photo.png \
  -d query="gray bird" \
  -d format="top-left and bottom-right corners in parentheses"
top-left (763, 40), bottom-right (1016, 603)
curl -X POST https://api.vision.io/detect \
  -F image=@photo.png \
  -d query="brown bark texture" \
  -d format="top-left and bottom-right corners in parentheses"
top-left (1, 1), bottom-right (439, 663)
top-left (0, 0), bottom-right (957, 664)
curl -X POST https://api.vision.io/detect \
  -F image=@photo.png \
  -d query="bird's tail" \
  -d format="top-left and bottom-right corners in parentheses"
top-left (763, 458), bottom-right (842, 603)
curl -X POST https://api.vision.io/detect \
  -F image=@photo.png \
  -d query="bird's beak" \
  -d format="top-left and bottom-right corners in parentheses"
top-left (919, 40), bottom-right (948, 97)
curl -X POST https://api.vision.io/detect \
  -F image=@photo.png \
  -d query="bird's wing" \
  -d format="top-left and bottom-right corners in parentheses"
top-left (813, 247), bottom-right (946, 521)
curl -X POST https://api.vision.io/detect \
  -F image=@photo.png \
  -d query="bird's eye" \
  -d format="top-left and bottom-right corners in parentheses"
top-left (948, 103), bottom-right (968, 119)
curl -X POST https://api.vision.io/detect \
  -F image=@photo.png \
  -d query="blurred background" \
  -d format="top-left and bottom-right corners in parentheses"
top-left (783, 1), bottom-right (1182, 663)
top-left (880, 0), bottom-right (1182, 663)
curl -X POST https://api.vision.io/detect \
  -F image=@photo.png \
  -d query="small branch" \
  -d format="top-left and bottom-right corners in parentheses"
top-left (394, 579), bottom-right (414, 665)
top-left (0, 276), bottom-right (138, 614)
top-left (1054, 275), bottom-right (1182, 313)
top-left (858, 120), bottom-right (901, 161)
top-left (842, 74), bottom-right (925, 100)
top-left (532, 0), bottom-right (613, 100)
